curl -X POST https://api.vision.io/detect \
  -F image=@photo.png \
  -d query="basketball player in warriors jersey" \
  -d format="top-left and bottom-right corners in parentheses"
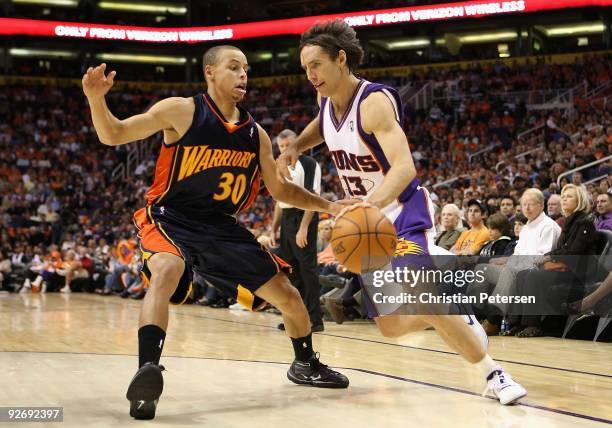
top-left (277, 20), bottom-right (527, 405)
top-left (82, 46), bottom-right (349, 420)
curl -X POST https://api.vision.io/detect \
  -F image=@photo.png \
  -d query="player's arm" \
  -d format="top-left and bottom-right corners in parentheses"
top-left (276, 94), bottom-right (324, 180)
top-left (258, 125), bottom-right (340, 215)
top-left (270, 202), bottom-right (282, 247)
top-left (82, 63), bottom-right (189, 146)
top-left (360, 92), bottom-right (417, 209)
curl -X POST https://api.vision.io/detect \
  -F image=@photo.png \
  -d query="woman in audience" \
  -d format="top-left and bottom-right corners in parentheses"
top-left (316, 219), bottom-right (334, 253)
top-left (505, 184), bottom-right (600, 337)
top-left (435, 204), bottom-right (463, 250)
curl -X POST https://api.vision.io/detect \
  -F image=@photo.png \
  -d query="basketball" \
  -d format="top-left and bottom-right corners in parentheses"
top-left (330, 205), bottom-right (397, 274)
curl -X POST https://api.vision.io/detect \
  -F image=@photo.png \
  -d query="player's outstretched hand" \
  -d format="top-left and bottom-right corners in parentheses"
top-left (82, 63), bottom-right (116, 99)
top-left (334, 199), bottom-right (372, 219)
top-left (276, 145), bottom-right (299, 183)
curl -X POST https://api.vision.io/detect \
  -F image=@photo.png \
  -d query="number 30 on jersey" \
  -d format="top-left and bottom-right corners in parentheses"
top-left (214, 172), bottom-right (247, 204)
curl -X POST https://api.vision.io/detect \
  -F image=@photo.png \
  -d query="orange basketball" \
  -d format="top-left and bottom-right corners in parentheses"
top-left (330, 205), bottom-right (397, 274)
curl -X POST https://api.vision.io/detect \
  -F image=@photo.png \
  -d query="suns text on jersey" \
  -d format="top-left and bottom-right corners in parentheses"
top-left (329, 149), bottom-right (381, 172)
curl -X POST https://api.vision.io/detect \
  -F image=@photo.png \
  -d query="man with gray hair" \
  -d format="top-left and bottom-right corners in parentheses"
top-left (471, 188), bottom-right (561, 334)
top-left (272, 129), bottom-right (324, 331)
top-left (547, 194), bottom-right (564, 227)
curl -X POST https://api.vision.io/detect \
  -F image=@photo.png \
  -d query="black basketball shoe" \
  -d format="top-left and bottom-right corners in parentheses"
top-left (287, 353), bottom-right (349, 388)
top-left (126, 362), bottom-right (165, 420)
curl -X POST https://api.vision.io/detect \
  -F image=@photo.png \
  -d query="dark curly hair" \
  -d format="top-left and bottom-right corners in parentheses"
top-left (300, 19), bottom-right (364, 72)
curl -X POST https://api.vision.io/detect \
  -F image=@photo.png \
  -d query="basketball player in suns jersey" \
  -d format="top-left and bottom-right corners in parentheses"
top-left (82, 46), bottom-right (349, 420)
top-left (277, 20), bottom-right (527, 405)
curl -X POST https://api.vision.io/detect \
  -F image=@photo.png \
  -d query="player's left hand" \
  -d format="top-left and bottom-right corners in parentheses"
top-left (296, 228), bottom-right (308, 248)
top-left (334, 199), bottom-right (374, 219)
top-left (327, 199), bottom-right (359, 217)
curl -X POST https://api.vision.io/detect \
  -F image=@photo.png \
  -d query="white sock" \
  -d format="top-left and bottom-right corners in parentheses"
top-left (475, 354), bottom-right (501, 378)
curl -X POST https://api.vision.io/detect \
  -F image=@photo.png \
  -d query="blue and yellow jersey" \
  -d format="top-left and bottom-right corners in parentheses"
top-left (145, 92), bottom-right (261, 217)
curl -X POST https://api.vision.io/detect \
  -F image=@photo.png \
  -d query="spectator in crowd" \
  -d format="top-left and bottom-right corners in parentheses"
top-left (58, 249), bottom-right (89, 293)
top-left (504, 213), bottom-right (527, 256)
top-left (499, 195), bottom-right (516, 221)
top-left (547, 194), bottom-right (565, 228)
top-left (451, 200), bottom-right (489, 256)
top-left (506, 184), bottom-right (600, 337)
top-left (0, 250), bottom-right (11, 291)
top-left (317, 219), bottom-right (333, 253)
top-left (435, 203), bottom-right (463, 250)
top-left (473, 188), bottom-right (561, 335)
top-left (595, 192), bottom-right (612, 231)
top-left (477, 213), bottom-right (513, 262)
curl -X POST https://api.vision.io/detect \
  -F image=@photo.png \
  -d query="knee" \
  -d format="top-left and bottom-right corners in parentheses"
top-left (279, 285), bottom-right (305, 314)
top-left (149, 258), bottom-right (184, 292)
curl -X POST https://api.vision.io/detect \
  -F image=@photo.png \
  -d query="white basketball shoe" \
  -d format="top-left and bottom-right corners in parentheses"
top-left (463, 315), bottom-right (527, 405)
top-left (483, 368), bottom-right (527, 405)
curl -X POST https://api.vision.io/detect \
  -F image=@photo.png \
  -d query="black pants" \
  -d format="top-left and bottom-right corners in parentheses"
top-left (281, 208), bottom-right (322, 325)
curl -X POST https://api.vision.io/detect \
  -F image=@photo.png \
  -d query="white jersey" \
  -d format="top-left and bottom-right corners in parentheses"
top-left (320, 79), bottom-right (430, 227)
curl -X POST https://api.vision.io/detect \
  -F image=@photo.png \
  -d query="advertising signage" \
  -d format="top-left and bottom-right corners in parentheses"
top-left (1, 0), bottom-right (610, 44)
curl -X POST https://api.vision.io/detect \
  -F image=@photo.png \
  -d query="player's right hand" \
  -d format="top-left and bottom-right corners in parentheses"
top-left (82, 63), bottom-right (116, 99)
top-left (276, 145), bottom-right (299, 183)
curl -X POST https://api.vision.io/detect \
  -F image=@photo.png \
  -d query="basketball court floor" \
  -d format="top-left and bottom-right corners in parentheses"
top-left (1, 293), bottom-right (610, 427)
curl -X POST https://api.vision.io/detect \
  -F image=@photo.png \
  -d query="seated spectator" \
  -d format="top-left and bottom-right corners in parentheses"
top-left (435, 203), bottom-right (463, 250)
top-left (595, 192), bottom-right (612, 231)
top-left (472, 188), bottom-right (561, 335)
top-left (451, 199), bottom-right (489, 256)
top-left (506, 184), bottom-right (600, 337)
top-left (476, 213), bottom-right (513, 262)
top-left (58, 250), bottom-right (90, 293)
top-left (504, 213), bottom-right (527, 256)
top-left (316, 219), bottom-right (333, 253)
top-left (499, 195), bottom-right (516, 221)
top-left (547, 194), bottom-right (565, 228)
top-left (0, 250), bottom-right (11, 291)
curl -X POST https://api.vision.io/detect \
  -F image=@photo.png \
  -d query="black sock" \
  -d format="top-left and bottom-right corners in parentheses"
top-left (138, 325), bottom-right (166, 368)
top-left (291, 333), bottom-right (314, 362)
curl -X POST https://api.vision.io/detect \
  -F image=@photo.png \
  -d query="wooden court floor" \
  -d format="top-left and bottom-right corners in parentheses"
top-left (0, 293), bottom-right (610, 427)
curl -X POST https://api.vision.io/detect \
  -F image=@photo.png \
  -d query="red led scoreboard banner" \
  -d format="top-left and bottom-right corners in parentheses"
top-left (0, 0), bottom-right (610, 43)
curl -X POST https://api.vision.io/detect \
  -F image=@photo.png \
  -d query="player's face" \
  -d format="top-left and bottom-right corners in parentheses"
top-left (300, 45), bottom-right (345, 97)
top-left (208, 49), bottom-right (249, 102)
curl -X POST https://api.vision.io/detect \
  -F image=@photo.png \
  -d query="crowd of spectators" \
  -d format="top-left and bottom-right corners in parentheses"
top-left (1, 54), bottom-right (611, 339)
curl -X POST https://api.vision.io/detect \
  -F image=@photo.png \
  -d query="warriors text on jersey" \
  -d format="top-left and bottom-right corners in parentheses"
top-left (145, 92), bottom-right (261, 219)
